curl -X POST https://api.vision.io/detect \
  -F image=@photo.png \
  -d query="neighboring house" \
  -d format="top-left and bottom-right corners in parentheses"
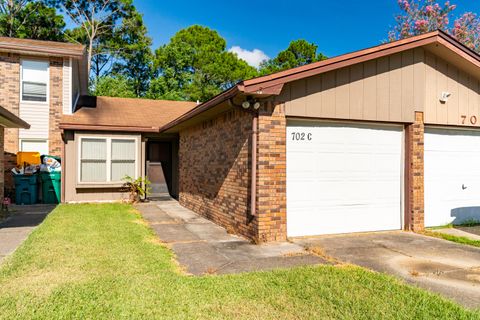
top-left (59, 96), bottom-right (197, 202)
top-left (0, 106), bottom-right (30, 200)
top-left (0, 37), bottom-right (87, 194)
top-left (56, 30), bottom-right (480, 243)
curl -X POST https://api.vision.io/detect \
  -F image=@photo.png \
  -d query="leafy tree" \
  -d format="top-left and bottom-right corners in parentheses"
top-left (47, 0), bottom-right (134, 78)
top-left (111, 9), bottom-right (153, 97)
top-left (388, 0), bottom-right (456, 40)
top-left (450, 12), bottom-right (480, 52)
top-left (151, 25), bottom-right (258, 102)
top-left (388, 0), bottom-right (480, 53)
top-left (91, 75), bottom-right (135, 98)
top-left (145, 77), bottom-right (184, 101)
top-left (0, 1), bottom-right (65, 40)
top-left (259, 39), bottom-right (327, 75)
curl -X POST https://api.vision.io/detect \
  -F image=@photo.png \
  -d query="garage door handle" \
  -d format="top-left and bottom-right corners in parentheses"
top-left (462, 184), bottom-right (467, 190)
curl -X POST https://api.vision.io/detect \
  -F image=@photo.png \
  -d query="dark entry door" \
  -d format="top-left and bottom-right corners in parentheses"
top-left (147, 142), bottom-right (172, 196)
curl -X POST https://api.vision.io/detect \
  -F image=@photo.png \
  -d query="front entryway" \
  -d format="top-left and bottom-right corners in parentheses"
top-left (286, 121), bottom-right (403, 237)
top-left (425, 128), bottom-right (480, 227)
top-left (147, 141), bottom-right (173, 197)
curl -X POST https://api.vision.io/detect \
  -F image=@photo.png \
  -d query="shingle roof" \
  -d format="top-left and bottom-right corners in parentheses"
top-left (60, 96), bottom-right (198, 133)
top-left (0, 37), bottom-right (85, 58)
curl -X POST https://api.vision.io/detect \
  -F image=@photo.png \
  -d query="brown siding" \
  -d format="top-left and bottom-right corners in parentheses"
top-left (425, 51), bottom-right (480, 127)
top-left (281, 48), bottom-right (426, 123)
top-left (178, 109), bottom-right (256, 240)
top-left (64, 131), bottom-right (144, 202)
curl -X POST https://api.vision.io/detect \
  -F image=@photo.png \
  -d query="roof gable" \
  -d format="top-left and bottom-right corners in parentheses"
top-left (159, 30), bottom-right (480, 133)
top-left (240, 30), bottom-right (480, 95)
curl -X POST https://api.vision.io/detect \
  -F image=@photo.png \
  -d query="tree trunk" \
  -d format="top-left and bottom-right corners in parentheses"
top-left (86, 34), bottom-right (95, 79)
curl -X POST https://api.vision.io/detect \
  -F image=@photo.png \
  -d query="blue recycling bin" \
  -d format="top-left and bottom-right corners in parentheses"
top-left (14, 174), bottom-right (38, 205)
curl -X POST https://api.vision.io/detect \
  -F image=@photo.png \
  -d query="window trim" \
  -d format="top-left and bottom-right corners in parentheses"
top-left (77, 134), bottom-right (139, 185)
top-left (20, 58), bottom-right (50, 105)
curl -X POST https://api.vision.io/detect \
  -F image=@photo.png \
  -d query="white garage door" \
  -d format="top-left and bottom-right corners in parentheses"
top-left (425, 128), bottom-right (480, 227)
top-left (287, 121), bottom-right (403, 237)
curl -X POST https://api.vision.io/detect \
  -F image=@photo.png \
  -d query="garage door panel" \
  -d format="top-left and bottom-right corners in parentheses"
top-left (425, 128), bottom-right (480, 227)
top-left (288, 206), bottom-right (400, 237)
top-left (287, 121), bottom-right (403, 236)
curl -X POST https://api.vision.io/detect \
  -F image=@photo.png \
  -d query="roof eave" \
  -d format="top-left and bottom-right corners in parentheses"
top-left (0, 44), bottom-right (85, 59)
top-left (159, 86), bottom-right (240, 132)
top-left (0, 106), bottom-right (29, 129)
top-left (59, 123), bottom-right (160, 133)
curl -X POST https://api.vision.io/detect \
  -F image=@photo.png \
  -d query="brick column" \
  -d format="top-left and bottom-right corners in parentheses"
top-left (256, 101), bottom-right (287, 242)
top-left (49, 57), bottom-right (64, 156)
top-left (0, 53), bottom-right (20, 194)
top-left (0, 126), bottom-right (4, 201)
top-left (405, 111), bottom-right (425, 231)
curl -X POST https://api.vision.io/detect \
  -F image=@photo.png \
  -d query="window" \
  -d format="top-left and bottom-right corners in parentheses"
top-left (21, 60), bottom-right (48, 102)
top-left (79, 137), bottom-right (137, 183)
top-left (20, 139), bottom-right (49, 155)
top-left (111, 139), bottom-right (136, 181)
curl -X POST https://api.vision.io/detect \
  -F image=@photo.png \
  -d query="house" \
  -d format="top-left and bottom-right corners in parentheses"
top-left (0, 106), bottom-right (30, 200)
top-left (55, 30), bottom-right (480, 242)
top-left (0, 37), bottom-right (88, 196)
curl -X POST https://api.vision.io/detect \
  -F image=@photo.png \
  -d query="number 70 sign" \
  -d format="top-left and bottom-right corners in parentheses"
top-left (460, 115), bottom-right (478, 125)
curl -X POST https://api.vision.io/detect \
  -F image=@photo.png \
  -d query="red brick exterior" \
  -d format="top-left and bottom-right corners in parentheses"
top-left (179, 108), bottom-right (257, 240)
top-left (405, 111), bottom-right (425, 232)
top-left (256, 101), bottom-right (287, 242)
top-left (0, 126), bottom-right (4, 201)
top-left (0, 53), bottom-right (21, 194)
top-left (0, 55), bottom-right (64, 194)
top-left (178, 102), bottom-right (288, 243)
top-left (49, 57), bottom-right (64, 157)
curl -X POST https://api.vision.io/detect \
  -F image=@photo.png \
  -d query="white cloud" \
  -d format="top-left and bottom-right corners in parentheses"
top-left (228, 46), bottom-right (269, 68)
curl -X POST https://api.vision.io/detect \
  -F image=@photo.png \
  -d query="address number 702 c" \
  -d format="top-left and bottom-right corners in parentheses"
top-left (291, 132), bottom-right (312, 141)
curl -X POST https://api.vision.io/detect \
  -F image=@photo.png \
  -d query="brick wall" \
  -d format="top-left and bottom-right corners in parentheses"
top-left (0, 53), bottom-right (20, 194)
top-left (179, 108), bottom-right (257, 240)
top-left (49, 57), bottom-right (64, 156)
top-left (256, 101), bottom-right (287, 242)
top-left (0, 126), bottom-right (4, 201)
top-left (0, 55), bottom-right (64, 194)
top-left (405, 111), bottom-right (425, 231)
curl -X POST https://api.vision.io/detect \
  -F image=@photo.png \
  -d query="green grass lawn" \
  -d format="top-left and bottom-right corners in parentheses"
top-left (0, 204), bottom-right (478, 319)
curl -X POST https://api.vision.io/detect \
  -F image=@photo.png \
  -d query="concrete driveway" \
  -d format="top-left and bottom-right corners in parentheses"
top-left (292, 232), bottom-right (480, 309)
top-left (0, 204), bottom-right (55, 265)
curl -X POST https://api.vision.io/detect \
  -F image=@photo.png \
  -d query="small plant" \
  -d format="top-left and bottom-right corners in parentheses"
top-left (122, 175), bottom-right (151, 203)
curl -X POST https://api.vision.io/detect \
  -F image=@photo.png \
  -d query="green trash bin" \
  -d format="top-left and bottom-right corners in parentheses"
top-left (13, 174), bottom-right (38, 205)
top-left (40, 171), bottom-right (61, 204)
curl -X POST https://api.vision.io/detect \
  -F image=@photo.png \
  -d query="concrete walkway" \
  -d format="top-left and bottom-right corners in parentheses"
top-left (435, 227), bottom-right (480, 241)
top-left (0, 204), bottom-right (55, 265)
top-left (136, 199), bottom-right (325, 275)
top-left (292, 232), bottom-right (480, 309)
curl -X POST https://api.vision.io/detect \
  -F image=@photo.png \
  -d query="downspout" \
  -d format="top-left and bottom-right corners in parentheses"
top-left (251, 113), bottom-right (258, 217)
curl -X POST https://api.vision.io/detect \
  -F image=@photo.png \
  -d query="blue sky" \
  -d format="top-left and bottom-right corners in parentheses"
top-left (135, 0), bottom-right (480, 67)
